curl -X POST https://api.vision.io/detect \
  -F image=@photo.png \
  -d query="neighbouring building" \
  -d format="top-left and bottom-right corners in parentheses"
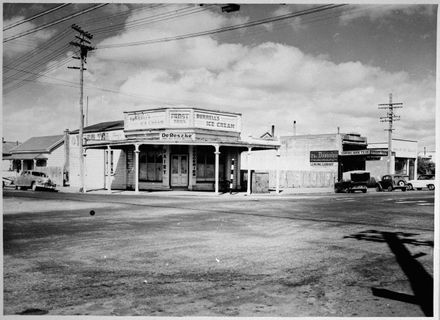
top-left (68, 107), bottom-right (279, 193)
top-left (242, 132), bottom-right (369, 188)
top-left (2, 139), bottom-right (20, 172)
top-left (367, 138), bottom-right (418, 180)
top-left (7, 134), bottom-right (66, 185)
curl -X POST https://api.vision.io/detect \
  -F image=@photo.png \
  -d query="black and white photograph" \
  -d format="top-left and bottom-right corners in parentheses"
top-left (2, 2), bottom-right (437, 317)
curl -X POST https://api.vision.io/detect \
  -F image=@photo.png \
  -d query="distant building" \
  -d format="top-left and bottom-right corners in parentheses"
top-left (242, 132), bottom-right (369, 188)
top-left (2, 139), bottom-right (21, 172)
top-left (367, 138), bottom-right (418, 180)
top-left (418, 150), bottom-right (435, 163)
top-left (8, 135), bottom-right (66, 185)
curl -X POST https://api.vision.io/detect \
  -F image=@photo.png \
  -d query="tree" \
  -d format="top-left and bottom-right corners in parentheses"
top-left (417, 156), bottom-right (435, 175)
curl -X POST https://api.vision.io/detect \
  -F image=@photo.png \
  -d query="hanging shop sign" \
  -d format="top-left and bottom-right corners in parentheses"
top-left (369, 148), bottom-right (388, 156)
top-left (310, 150), bottom-right (339, 162)
top-left (341, 149), bottom-right (388, 156)
top-left (194, 111), bottom-right (241, 132)
top-left (159, 131), bottom-right (195, 141)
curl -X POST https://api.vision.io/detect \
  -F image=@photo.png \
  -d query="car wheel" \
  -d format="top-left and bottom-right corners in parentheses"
top-left (362, 189), bottom-right (367, 193)
top-left (397, 180), bottom-right (405, 187)
top-left (376, 186), bottom-right (381, 192)
top-left (402, 187), bottom-right (406, 192)
top-left (15, 185), bottom-right (18, 190)
top-left (428, 184), bottom-right (435, 191)
top-left (407, 183), bottom-right (413, 191)
top-left (387, 186), bottom-right (393, 192)
top-left (31, 182), bottom-right (37, 191)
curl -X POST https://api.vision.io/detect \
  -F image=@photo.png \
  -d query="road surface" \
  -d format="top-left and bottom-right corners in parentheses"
top-left (2, 189), bottom-right (435, 316)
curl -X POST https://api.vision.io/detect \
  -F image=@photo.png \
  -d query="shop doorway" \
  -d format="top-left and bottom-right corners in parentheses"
top-left (171, 154), bottom-right (188, 187)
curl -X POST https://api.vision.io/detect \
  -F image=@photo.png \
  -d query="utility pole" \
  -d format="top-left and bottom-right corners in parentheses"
top-left (379, 93), bottom-right (403, 174)
top-left (68, 24), bottom-right (94, 193)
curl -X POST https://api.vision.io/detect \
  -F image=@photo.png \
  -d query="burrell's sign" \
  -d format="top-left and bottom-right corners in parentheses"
top-left (124, 108), bottom-right (241, 133)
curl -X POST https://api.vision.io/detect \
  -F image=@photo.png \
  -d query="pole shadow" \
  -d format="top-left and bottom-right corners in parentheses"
top-left (344, 230), bottom-right (433, 316)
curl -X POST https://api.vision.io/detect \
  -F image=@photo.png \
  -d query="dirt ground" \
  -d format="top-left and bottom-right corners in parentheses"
top-left (2, 191), bottom-right (435, 316)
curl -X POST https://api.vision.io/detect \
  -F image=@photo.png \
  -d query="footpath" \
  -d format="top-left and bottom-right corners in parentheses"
top-left (56, 186), bottom-right (335, 197)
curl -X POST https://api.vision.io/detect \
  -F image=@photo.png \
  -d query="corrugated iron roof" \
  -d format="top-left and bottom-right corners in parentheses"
top-left (70, 120), bottom-right (124, 134)
top-left (2, 141), bottom-right (21, 154)
top-left (7, 153), bottom-right (47, 160)
top-left (10, 135), bottom-right (63, 154)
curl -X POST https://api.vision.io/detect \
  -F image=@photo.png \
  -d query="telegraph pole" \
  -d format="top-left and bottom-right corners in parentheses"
top-left (378, 93), bottom-right (403, 174)
top-left (68, 24), bottom-right (94, 193)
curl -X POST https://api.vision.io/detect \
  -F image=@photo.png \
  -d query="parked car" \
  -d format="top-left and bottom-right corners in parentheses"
top-left (376, 174), bottom-right (408, 192)
top-left (335, 170), bottom-right (370, 193)
top-left (14, 170), bottom-right (56, 191)
top-left (2, 176), bottom-right (14, 188)
top-left (407, 174), bottom-right (436, 191)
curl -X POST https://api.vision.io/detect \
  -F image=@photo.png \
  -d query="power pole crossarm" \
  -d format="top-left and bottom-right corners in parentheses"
top-left (68, 24), bottom-right (94, 193)
top-left (378, 93), bottom-right (403, 175)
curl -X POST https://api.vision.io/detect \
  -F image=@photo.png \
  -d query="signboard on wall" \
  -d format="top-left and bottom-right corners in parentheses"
top-left (194, 111), bottom-right (240, 132)
top-left (125, 110), bottom-right (166, 131)
top-left (159, 131), bottom-right (195, 141)
top-left (169, 110), bottom-right (191, 127)
top-left (124, 108), bottom-right (241, 133)
top-left (310, 150), bottom-right (339, 162)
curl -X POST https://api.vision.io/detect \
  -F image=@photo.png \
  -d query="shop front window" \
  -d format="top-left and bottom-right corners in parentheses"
top-left (196, 147), bottom-right (224, 182)
top-left (36, 159), bottom-right (47, 167)
top-left (140, 148), bottom-right (163, 182)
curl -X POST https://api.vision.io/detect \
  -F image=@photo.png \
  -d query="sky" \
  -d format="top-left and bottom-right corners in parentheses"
top-left (2, 2), bottom-right (437, 151)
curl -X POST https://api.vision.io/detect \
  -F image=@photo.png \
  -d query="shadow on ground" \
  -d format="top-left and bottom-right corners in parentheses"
top-left (344, 230), bottom-right (433, 316)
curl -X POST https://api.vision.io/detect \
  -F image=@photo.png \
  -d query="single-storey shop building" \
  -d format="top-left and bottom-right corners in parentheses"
top-left (68, 107), bottom-right (279, 193)
top-left (242, 132), bottom-right (418, 188)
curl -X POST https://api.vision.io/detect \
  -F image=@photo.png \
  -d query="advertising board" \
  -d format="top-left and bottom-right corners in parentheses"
top-left (310, 150), bottom-right (339, 162)
top-left (125, 110), bottom-right (166, 131)
top-left (194, 111), bottom-right (240, 132)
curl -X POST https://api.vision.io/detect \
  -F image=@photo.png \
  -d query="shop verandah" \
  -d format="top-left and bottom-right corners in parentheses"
top-left (81, 140), bottom-right (279, 195)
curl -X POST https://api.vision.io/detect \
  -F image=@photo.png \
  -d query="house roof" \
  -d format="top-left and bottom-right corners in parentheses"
top-left (6, 153), bottom-right (48, 160)
top-left (10, 135), bottom-right (64, 154)
top-left (2, 141), bottom-right (21, 155)
top-left (70, 120), bottom-right (124, 134)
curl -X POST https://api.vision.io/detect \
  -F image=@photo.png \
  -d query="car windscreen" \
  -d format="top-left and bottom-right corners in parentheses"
top-left (32, 172), bottom-right (47, 177)
top-left (351, 173), bottom-right (370, 182)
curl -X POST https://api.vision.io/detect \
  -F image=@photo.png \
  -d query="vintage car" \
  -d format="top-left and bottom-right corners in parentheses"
top-left (14, 170), bottom-right (56, 191)
top-left (334, 170), bottom-right (370, 193)
top-left (376, 174), bottom-right (408, 192)
top-left (407, 174), bottom-right (435, 191)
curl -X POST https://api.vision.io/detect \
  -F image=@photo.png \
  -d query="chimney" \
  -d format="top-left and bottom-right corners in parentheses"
top-left (271, 125), bottom-right (275, 138)
top-left (293, 121), bottom-right (296, 136)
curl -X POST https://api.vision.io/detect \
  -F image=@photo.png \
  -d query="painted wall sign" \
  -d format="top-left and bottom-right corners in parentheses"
top-left (310, 162), bottom-right (336, 167)
top-left (310, 150), bottom-right (339, 162)
top-left (159, 132), bottom-right (195, 141)
top-left (194, 111), bottom-right (240, 132)
top-left (125, 111), bottom-right (166, 130)
top-left (169, 110), bottom-right (191, 126)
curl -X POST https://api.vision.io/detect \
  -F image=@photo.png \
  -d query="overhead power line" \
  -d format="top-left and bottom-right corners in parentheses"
top-left (3, 3), bottom-right (108, 43)
top-left (97, 4), bottom-right (346, 49)
top-left (3, 4), bottom-right (71, 31)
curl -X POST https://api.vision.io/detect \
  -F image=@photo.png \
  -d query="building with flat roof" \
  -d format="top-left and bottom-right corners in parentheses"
top-left (68, 106), bottom-right (279, 193)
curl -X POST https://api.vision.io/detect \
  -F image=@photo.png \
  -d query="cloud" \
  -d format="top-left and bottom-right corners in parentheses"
top-left (2, 4), bottom-right (435, 150)
top-left (339, 4), bottom-right (436, 25)
top-left (3, 17), bottom-right (56, 58)
top-left (270, 6), bottom-right (307, 32)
